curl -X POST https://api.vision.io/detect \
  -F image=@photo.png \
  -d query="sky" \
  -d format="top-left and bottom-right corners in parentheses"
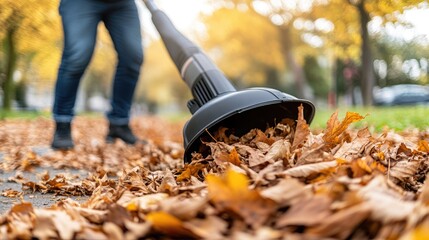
top-left (137, 0), bottom-right (209, 39)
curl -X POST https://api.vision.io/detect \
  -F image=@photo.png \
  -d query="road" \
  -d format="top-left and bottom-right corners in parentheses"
top-left (0, 148), bottom-right (89, 214)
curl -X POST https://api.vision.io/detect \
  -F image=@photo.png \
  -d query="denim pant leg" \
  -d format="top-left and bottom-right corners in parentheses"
top-left (104, 1), bottom-right (143, 125)
top-left (53, 0), bottom-right (102, 123)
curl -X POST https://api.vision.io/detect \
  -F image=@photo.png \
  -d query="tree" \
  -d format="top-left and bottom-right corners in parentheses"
top-left (311, 0), bottom-right (425, 105)
top-left (204, 0), bottom-right (315, 100)
top-left (201, 7), bottom-right (284, 88)
top-left (373, 35), bottom-right (429, 87)
top-left (0, 0), bottom-right (60, 110)
top-left (303, 56), bottom-right (330, 98)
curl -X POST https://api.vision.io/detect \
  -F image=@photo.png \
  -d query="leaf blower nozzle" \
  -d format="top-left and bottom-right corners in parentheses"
top-left (143, 0), bottom-right (316, 163)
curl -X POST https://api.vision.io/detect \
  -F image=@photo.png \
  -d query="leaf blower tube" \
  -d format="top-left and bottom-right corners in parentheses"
top-left (144, 0), bottom-right (236, 108)
top-left (143, 0), bottom-right (316, 163)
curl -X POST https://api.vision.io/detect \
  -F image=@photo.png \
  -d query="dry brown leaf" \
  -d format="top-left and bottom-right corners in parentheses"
top-left (1, 189), bottom-right (22, 198)
top-left (277, 195), bottom-right (332, 227)
top-left (208, 142), bottom-right (242, 165)
top-left (358, 176), bottom-right (415, 223)
top-left (184, 216), bottom-right (228, 240)
top-left (283, 160), bottom-right (339, 178)
top-left (33, 217), bottom-right (58, 240)
top-left (418, 174), bottom-right (429, 205)
top-left (70, 207), bottom-right (107, 224)
top-left (333, 136), bottom-right (370, 161)
top-left (102, 222), bottom-right (124, 240)
top-left (232, 227), bottom-right (283, 240)
top-left (306, 203), bottom-right (371, 239)
top-left (160, 195), bottom-right (207, 220)
top-left (255, 161), bottom-right (284, 183)
top-left (125, 193), bottom-right (169, 212)
top-left (254, 128), bottom-right (276, 145)
top-left (206, 169), bottom-right (277, 228)
top-left (34, 209), bottom-right (81, 240)
top-left (264, 139), bottom-right (291, 164)
top-left (75, 228), bottom-right (109, 240)
top-left (105, 204), bottom-right (132, 229)
top-left (159, 169), bottom-right (178, 193)
top-left (260, 178), bottom-right (311, 207)
top-left (389, 160), bottom-right (420, 183)
top-left (234, 144), bottom-right (265, 168)
top-left (2, 111), bottom-right (429, 239)
top-left (124, 220), bottom-right (151, 240)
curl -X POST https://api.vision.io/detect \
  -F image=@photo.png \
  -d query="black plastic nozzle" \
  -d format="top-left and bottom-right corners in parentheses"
top-left (143, 0), bottom-right (315, 163)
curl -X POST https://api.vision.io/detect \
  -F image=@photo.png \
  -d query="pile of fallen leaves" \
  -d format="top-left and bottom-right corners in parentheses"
top-left (1, 108), bottom-right (429, 239)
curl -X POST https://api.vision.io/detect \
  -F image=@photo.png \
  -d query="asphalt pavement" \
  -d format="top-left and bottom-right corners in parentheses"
top-left (0, 148), bottom-right (89, 214)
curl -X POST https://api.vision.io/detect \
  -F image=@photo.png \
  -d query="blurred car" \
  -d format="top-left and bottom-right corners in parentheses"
top-left (373, 84), bottom-right (429, 106)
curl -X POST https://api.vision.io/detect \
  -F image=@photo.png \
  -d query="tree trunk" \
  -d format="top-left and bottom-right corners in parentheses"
top-left (357, 1), bottom-right (375, 106)
top-left (2, 29), bottom-right (17, 111)
top-left (15, 55), bottom-right (35, 109)
top-left (278, 26), bottom-right (312, 100)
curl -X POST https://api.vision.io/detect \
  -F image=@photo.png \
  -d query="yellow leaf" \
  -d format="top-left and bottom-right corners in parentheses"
top-left (146, 211), bottom-right (196, 238)
top-left (400, 225), bottom-right (429, 240)
top-left (126, 201), bottom-right (139, 212)
top-left (206, 169), bottom-right (276, 227)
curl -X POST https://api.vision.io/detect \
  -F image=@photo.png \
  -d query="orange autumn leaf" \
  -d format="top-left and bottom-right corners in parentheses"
top-left (146, 211), bottom-right (197, 238)
top-left (176, 163), bottom-right (205, 182)
top-left (418, 140), bottom-right (429, 153)
top-left (292, 104), bottom-right (310, 150)
top-left (228, 147), bottom-right (241, 166)
top-left (206, 169), bottom-right (276, 227)
top-left (350, 157), bottom-right (387, 178)
top-left (10, 202), bottom-right (34, 215)
top-left (323, 111), bottom-right (365, 147)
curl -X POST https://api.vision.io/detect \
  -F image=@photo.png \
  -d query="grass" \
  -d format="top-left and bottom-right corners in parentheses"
top-left (0, 109), bottom-right (50, 120)
top-left (311, 106), bottom-right (429, 132)
top-left (1, 106), bottom-right (428, 132)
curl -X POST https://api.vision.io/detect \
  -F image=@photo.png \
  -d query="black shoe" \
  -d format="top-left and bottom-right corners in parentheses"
top-left (106, 123), bottom-right (137, 144)
top-left (51, 122), bottom-right (74, 150)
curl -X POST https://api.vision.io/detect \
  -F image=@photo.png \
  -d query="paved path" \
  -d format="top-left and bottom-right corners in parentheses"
top-left (0, 148), bottom-right (89, 214)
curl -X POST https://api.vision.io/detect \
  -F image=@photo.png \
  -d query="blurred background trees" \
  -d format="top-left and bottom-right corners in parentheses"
top-left (0, 0), bottom-right (428, 113)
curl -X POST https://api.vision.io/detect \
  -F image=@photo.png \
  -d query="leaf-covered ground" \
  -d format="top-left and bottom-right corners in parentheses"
top-left (1, 108), bottom-right (429, 239)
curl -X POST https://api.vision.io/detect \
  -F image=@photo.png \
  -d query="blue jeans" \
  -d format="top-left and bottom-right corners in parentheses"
top-left (53, 0), bottom-right (143, 125)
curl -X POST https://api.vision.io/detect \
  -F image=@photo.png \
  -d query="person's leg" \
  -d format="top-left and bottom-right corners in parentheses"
top-left (103, 0), bottom-right (143, 125)
top-left (103, 0), bottom-right (144, 143)
top-left (52, 0), bottom-right (102, 149)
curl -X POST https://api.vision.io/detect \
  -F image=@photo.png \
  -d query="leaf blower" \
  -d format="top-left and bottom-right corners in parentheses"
top-left (142, 0), bottom-right (315, 163)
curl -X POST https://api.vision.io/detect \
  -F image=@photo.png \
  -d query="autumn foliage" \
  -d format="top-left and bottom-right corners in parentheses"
top-left (1, 108), bottom-right (429, 239)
